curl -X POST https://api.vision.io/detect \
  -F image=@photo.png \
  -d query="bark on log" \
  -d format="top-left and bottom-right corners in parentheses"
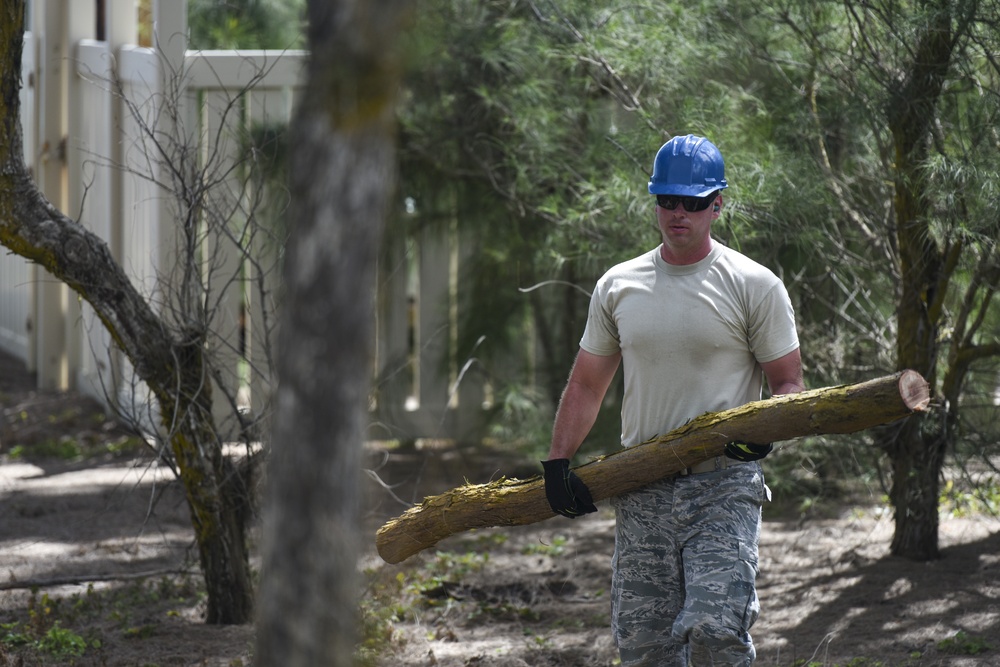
top-left (376, 370), bottom-right (930, 564)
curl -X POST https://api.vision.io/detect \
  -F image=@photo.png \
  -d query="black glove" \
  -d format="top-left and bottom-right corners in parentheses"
top-left (724, 440), bottom-right (773, 462)
top-left (541, 459), bottom-right (598, 519)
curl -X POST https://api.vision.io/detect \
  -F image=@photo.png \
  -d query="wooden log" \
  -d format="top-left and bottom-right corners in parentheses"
top-left (375, 370), bottom-right (930, 564)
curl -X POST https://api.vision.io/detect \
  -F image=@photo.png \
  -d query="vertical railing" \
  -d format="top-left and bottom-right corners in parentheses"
top-left (72, 39), bottom-right (118, 403)
top-left (184, 51), bottom-right (305, 439)
top-left (372, 208), bottom-right (491, 445)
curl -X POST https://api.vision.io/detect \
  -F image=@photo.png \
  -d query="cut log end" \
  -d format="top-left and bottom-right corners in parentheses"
top-left (899, 369), bottom-right (931, 411)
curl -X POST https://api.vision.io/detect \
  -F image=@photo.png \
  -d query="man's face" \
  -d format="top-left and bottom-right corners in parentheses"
top-left (655, 193), bottom-right (721, 265)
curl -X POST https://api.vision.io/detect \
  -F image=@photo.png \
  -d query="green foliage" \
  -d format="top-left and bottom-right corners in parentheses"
top-left (0, 578), bottom-right (201, 665)
top-left (521, 535), bottom-right (567, 556)
top-left (357, 549), bottom-right (490, 663)
top-left (35, 623), bottom-right (88, 658)
top-left (939, 477), bottom-right (1000, 518)
top-left (397, 0), bottom-right (677, 418)
top-left (21, 438), bottom-right (81, 460)
top-left (407, 550), bottom-right (491, 596)
top-left (1, 621), bottom-right (89, 659)
top-left (763, 435), bottom-right (891, 518)
top-left (937, 630), bottom-right (994, 655)
top-left (356, 570), bottom-right (401, 667)
top-left (1, 592), bottom-right (95, 660)
top-left (5, 435), bottom-right (146, 462)
top-left (188, 0), bottom-right (306, 49)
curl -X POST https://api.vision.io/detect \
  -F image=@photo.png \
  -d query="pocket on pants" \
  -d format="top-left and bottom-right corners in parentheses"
top-left (729, 540), bottom-right (760, 635)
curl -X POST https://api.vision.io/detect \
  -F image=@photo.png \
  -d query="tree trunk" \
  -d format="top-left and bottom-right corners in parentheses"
top-left (885, 0), bottom-right (953, 561)
top-left (252, 1), bottom-right (412, 665)
top-left (377, 370), bottom-right (930, 564)
top-left (886, 416), bottom-right (947, 560)
top-left (0, 1), bottom-right (253, 624)
top-left (162, 382), bottom-right (255, 624)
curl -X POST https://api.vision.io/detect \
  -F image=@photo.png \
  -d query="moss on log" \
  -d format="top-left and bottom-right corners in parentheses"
top-left (376, 370), bottom-right (930, 564)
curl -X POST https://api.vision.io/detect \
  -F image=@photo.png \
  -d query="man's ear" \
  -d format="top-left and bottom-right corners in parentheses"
top-left (713, 194), bottom-right (723, 214)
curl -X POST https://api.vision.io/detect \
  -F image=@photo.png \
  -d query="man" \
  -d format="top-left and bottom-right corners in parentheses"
top-left (542, 134), bottom-right (804, 666)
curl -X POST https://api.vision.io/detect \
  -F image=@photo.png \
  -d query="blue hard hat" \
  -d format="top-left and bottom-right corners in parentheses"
top-left (648, 134), bottom-right (728, 196)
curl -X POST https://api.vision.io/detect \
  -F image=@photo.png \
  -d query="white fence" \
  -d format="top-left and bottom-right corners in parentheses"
top-left (0, 2), bottom-right (491, 444)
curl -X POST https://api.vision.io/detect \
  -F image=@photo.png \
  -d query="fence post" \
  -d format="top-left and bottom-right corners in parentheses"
top-left (245, 82), bottom-right (301, 440)
top-left (196, 81), bottom-right (247, 442)
top-left (372, 223), bottom-right (417, 442)
top-left (148, 0), bottom-right (184, 316)
top-left (71, 39), bottom-right (116, 402)
top-left (31, 0), bottom-right (70, 388)
top-left (99, 0), bottom-right (139, 401)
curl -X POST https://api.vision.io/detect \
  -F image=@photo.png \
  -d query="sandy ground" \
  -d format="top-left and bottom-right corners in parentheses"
top-left (363, 445), bottom-right (1000, 667)
top-left (2, 348), bottom-right (999, 666)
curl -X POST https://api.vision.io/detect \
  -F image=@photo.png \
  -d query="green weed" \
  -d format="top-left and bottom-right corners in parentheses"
top-left (939, 478), bottom-right (1000, 518)
top-left (37, 622), bottom-right (89, 658)
top-left (3, 433), bottom-right (144, 462)
top-left (0, 577), bottom-right (200, 664)
top-left (357, 568), bottom-right (406, 667)
top-left (522, 535), bottom-right (567, 557)
top-left (357, 549), bottom-right (492, 664)
top-left (1, 620), bottom-right (90, 659)
top-left (937, 630), bottom-right (993, 655)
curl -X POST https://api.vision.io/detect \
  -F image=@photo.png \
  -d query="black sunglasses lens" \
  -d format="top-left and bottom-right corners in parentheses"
top-left (684, 195), bottom-right (714, 212)
top-left (656, 195), bottom-right (679, 209)
top-left (656, 194), bottom-right (715, 212)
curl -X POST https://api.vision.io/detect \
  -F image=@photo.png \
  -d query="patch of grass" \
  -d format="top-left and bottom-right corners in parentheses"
top-left (406, 550), bottom-right (490, 596)
top-left (5, 434), bottom-right (146, 463)
top-left (472, 532), bottom-right (509, 549)
top-left (8, 439), bottom-right (82, 460)
top-left (0, 577), bottom-right (201, 665)
top-left (357, 549), bottom-right (492, 664)
top-left (35, 623), bottom-right (89, 658)
top-left (937, 630), bottom-right (993, 655)
top-left (522, 535), bottom-right (567, 557)
top-left (357, 568), bottom-right (407, 667)
top-left (122, 624), bottom-right (157, 640)
top-left (1, 600), bottom-right (95, 661)
top-left (939, 478), bottom-right (1000, 518)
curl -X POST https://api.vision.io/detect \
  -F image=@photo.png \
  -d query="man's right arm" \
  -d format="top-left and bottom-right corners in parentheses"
top-left (547, 348), bottom-right (622, 460)
top-left (542, 348), bottom-right (621, 518)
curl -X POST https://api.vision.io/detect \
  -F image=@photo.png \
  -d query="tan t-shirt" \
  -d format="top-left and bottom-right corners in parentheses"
top-left (581, 241), bottom-right (799, 447)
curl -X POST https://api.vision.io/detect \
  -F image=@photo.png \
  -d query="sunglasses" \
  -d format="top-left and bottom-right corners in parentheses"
top-left (655, 193), bottom-right (717, 212)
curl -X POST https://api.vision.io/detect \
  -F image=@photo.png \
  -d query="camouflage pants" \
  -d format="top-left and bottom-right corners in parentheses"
top-left (610, 461), bottom-right (767, 666)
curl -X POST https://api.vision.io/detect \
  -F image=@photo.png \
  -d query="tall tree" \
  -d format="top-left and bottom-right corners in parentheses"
top-left (0, 1), bottom-right (258, 623)
top-left (737, 0), bottom-right (1000, 559)
top-left (253, 0), bottom-right (412, 664)
top-left (877, 0), bottom-right (1000, 559)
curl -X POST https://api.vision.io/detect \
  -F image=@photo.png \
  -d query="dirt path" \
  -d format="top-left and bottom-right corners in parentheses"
top-left (364, 462), bottom-right (1000, 667)
top-left (2, 348), bottom-right (999, 666)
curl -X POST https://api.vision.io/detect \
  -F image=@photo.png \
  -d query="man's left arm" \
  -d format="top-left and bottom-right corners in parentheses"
top-left (760, 348), bottom-right (805, 396)
top-left (724, 349), bottom-right (805, 462)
